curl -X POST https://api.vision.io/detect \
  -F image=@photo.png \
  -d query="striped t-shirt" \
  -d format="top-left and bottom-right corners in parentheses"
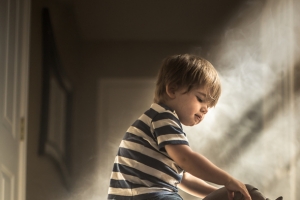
top-left (107, 103), bottom-right (189, 200)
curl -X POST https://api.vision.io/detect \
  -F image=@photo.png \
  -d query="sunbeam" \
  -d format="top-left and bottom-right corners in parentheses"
top-left (183, 0), bottom-right (299, 199)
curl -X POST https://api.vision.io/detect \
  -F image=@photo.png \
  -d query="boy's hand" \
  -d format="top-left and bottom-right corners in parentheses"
top-left (225, 178), bottom-right (252, 200)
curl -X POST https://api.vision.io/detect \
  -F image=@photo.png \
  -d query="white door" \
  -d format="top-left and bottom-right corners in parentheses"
top-left (0, 0), bottom-right (30, 199)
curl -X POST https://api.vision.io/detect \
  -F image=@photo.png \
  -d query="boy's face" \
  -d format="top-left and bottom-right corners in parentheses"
top-left (169, 86), bottom-right (209, 126)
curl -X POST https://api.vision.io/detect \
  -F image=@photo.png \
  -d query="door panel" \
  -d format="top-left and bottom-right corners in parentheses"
top-left (3, 36), bottom-right (18, 138)
top-left (0, 0), bottom-right (30, 199)
top-left (0, 0), bottom-right (20, 198)
top-left (0, 165), bottom-right (15, 200)
top-left (1, 0), bottom-right (19, 139)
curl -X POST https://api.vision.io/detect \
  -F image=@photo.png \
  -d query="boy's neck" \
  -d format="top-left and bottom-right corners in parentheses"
top-left (158, 100), bottom-right (176, 113)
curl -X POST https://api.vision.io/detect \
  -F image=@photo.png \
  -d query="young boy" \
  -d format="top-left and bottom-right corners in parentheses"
top-left (107, 54), bottom-right (252, 200)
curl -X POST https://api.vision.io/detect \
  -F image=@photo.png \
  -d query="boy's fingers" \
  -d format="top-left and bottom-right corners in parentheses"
top-left (240, 188), bottom-right (252, 200)
top-left (227, 191), bottom-right (234, 200)
top-left (225, 179), bottom-right (252, 200)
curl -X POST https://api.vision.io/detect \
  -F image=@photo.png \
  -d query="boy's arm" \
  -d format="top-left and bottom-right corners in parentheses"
top-left (178, 172), bottom-right (217, 198)
top-left (165, 144), bottom-right (251, 200)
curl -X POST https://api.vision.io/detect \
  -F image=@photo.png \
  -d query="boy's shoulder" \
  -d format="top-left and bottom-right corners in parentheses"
top-left (150, 103), bottom-right (174, 114)
top-left (147, 103), bottom-right (182, 128)
top-left (146, 103), bottom-right (176, 119)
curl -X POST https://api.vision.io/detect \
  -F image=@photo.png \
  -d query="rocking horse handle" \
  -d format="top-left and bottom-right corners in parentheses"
top-left (267, 197), bottom-right (283, 200)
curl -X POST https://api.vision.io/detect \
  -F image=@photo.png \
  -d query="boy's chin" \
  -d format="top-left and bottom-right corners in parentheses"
top-left (182, 121), bottom-right (200, 126)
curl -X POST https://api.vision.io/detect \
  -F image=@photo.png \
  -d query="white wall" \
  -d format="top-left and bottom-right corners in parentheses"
top-left (27, 0), bottom-right (300, 199)
top-left (77, 1), bottom-right (300, 199)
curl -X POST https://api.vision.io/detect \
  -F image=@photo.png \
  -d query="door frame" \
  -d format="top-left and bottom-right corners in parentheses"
top-left (17, 0), bottom-right (31, 199)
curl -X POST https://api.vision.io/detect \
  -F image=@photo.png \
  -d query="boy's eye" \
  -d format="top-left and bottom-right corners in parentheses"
top-left (196, 96), bottom-right (203, 102)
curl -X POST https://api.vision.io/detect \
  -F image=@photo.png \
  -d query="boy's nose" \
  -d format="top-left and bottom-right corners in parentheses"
top-left (200, 105), bottom-right (208, 114)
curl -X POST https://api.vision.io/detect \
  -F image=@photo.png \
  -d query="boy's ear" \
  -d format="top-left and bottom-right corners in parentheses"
top-left (166, 84), bottom-right (177, 99)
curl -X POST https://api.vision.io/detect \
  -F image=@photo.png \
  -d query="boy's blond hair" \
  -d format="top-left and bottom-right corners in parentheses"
top-left (154, 54), bottom-right (221, 107)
